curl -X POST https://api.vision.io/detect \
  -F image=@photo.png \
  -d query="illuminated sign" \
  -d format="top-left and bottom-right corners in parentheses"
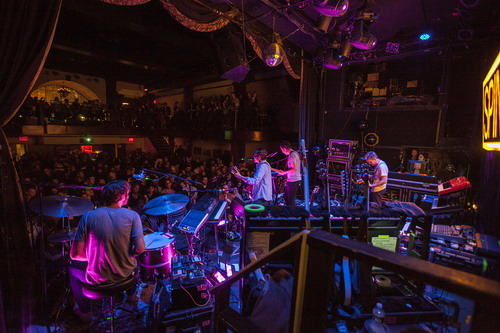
top-left (19, 136), bottom-right (28, 142)
top-left (80, 145), bottom-right (93, 153)
top-left (128, 137), bottom-right (134, 142)
top-left (483, 51), bottom-right (500, 150)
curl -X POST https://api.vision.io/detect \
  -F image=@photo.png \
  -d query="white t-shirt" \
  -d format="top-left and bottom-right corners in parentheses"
top-left (371, 160), bottom-right (388, 193)
top-left (286, 151), bottom-right (302, 182)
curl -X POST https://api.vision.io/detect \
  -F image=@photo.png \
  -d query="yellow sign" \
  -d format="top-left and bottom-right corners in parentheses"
top-left (483, 51), bottom-right (500, 150)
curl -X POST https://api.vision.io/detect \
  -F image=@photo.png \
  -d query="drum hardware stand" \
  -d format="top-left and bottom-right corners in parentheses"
top-left (30, 183), bottom-right (99, 331)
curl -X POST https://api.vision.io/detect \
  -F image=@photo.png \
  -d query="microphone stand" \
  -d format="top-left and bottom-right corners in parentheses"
top-left (40, 183), bottom-right (103, 191)
top-left (141, 168), bottom-right (203, 203)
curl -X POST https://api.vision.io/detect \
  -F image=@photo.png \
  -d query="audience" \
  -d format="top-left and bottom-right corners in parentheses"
top-left (20, 147), bottom-right (252, 214)
top-left (14, 92), bottom-right (270, 132)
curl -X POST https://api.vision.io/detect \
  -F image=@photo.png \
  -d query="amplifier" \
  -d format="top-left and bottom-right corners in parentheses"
top-left (244, 214), bottom-right (329, 258)
top-left (387, 171), bottom-right (438, 202)
top-left (328, 139), bottom-right (357, 160)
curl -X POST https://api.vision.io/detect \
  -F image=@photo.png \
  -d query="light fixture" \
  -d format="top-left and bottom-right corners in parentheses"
top-left (263, 42), bottom-right (284, 67)
top-left (339, 39), bottom-right (352, 58)
top-left (350, 20), bottom-right (377, 50)
top-left (314, 0), bottom-right (349, 17)
top-left (419, 33), bottom-right (431, 41)
top-left (263, 19), bottom-right (284, 67)
top-left (323, 48), bottom-right (343, 69)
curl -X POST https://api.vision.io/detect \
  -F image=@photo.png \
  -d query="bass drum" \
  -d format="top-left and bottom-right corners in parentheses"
top-left (138, 232), bottom-right (176, 283)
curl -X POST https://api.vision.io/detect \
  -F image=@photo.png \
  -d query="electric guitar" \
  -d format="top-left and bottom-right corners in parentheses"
top-left (231, 166), bottom-right (253, 200)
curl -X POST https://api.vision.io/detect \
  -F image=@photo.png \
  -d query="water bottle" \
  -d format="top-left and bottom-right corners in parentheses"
top-left (364, 303), bottom-right (389, 333)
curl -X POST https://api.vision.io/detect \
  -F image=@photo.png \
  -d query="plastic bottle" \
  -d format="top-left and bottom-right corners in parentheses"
top-left (364, 303), bottom-right (390, 333)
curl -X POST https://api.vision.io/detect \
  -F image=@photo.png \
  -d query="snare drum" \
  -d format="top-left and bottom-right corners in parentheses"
top-left (138, 232), bottom-right (176, 282)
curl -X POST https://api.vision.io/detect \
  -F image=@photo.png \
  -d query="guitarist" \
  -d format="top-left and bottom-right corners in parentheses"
top-left (278, 141), bottom-right (302, 206)
top-left (365, 151), bottom-right (388, 206)
top-left (232, 148), bottom-right (273, 206)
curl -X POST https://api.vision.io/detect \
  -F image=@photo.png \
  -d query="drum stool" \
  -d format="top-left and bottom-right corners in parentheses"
top-left (82, 273), bottom-right (139, 332)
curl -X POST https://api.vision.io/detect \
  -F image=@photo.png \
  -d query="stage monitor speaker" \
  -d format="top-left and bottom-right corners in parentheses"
top-left (214, 30), bottom-right (250, 82)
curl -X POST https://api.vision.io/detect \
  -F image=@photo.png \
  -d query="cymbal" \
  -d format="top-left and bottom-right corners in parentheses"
top-left (143, 194), bottom-right (189, 216)
top-left (47, 230), bottom-right (76, 243)
top-left (29, 195), bottom-right (94, 217)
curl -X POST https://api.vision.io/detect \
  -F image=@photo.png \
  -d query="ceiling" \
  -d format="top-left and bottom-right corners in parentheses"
top-left (45, 0), bottom-right (499, 87)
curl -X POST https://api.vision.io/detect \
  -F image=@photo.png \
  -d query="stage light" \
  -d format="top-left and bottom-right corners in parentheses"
top-left (80, 136), bottom-right (94, 144)
top-left (419, 33), bottom-right (431, 41)
top-left (350, 20), bottom-right (377, 50)
top-left (314, 0), bottom-right (349, 17)
top-left (339, 39), bottom-right (352, 58)
top-left (213, 271), bottom-right (226, 283)
top-left (364, 133), bottom-right (379, 146)
top-left (323, 48), bottom-right (343, 69)
top-left (263, 42), bottom-right (284, 67)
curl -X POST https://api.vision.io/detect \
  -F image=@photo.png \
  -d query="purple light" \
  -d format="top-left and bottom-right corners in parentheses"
top-left (342, 3), bottom-right (348, 11)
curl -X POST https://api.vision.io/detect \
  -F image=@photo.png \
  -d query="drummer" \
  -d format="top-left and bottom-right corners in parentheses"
top-left (69, 180), bottom-right (145, 323)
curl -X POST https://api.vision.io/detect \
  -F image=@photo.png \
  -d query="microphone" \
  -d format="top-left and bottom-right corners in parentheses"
top-left (132, 170), bottom-right (147, 182)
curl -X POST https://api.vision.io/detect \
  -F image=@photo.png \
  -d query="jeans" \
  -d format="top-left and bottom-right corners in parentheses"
top-left (69, 261), bottom-right (92, 313)
top-left (284, 181), bottom-right (301, 206)
top-left (69, 261), bottom-right (137, 314)
top-left (370, 189), bottom-right (386, 206)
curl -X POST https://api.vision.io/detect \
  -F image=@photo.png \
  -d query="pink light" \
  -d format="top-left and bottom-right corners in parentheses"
top-left (226, 264), bottom-right (233, 277)
top-left (213, 271), bottom-right (226, 283)
top-left (128, 137), bottom-right (134, 142)
top-left (19, 136), bottom-right (28, 142)
top-left (217, 219), bottom-right (226, 227)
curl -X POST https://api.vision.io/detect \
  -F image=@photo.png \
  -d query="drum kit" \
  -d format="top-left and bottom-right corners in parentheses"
top-left (30, 193), bottom-right (190, 284)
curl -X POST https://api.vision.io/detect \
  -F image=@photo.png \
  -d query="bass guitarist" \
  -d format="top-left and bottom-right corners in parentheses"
top-left (277, 141), bottom-right (302, 206)
top-left (232, 148), bottom-right (273, 206)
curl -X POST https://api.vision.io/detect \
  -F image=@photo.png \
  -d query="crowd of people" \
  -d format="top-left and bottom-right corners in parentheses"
top-left (14, 91), bottom-right (271, 133)
top-left (21, 147), bottom-right (255, 218)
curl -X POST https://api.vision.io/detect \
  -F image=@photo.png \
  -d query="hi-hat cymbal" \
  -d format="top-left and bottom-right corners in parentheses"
top-left (47, 230), bottom-right (76, 243)
top-left (143, 194), bottom-right (189, 215)
top-left (29, 195), bottom-right (94, 217)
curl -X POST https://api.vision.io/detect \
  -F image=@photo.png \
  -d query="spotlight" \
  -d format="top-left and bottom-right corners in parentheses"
top-left (350, 20), bottom-right (377, 50)
top-left (263, 42), bottom-right (284, 67)
top-left (419, 33), bottom-right (431, 41)
top-left (317, 15), bottom-right (333, 32)
top-left (323, 48), bottom-right (343, 69)
top-left (313, 0), bottom-right (349, 17)
top-left (364, 133), bottom-right (379, 147)
top-left (339, 39), bottom-right (352, 58)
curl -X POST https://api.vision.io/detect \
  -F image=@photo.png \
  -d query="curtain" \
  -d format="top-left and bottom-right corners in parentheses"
top-left (478, 151), bottom-right (500, 238)
top-left (0, 0), bottom-right (62, 127)
top-left (0, 0), bottom-right (62, 330)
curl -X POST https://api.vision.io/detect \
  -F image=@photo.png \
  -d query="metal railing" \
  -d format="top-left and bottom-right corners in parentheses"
top-left (211, 229), bottom-right (500, 332)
